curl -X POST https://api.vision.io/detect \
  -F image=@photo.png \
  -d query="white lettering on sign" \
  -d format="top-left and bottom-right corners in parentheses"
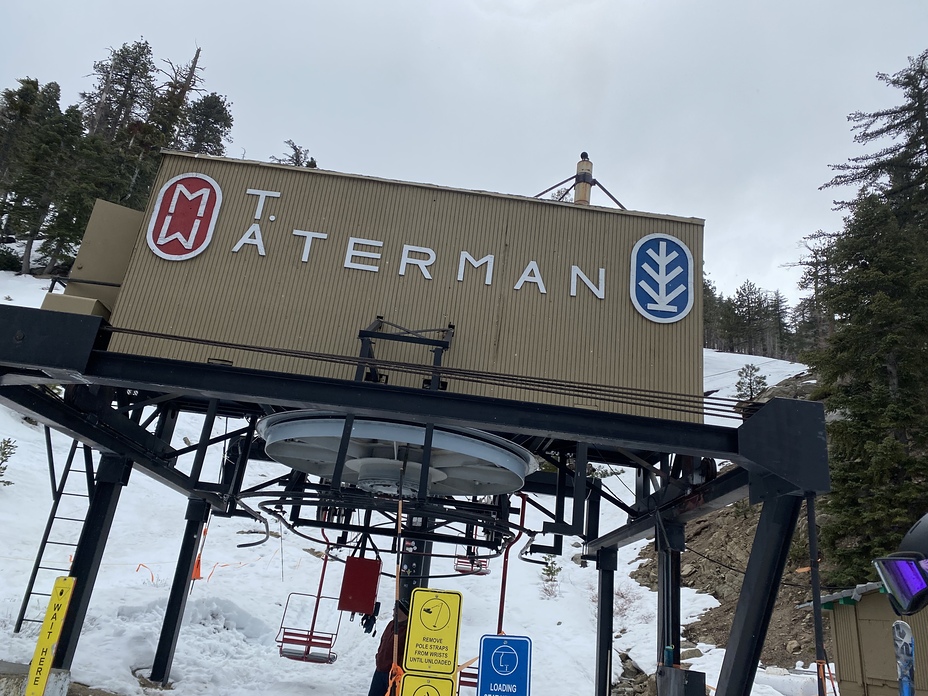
top-left (570, 265), bottom-right (605, 299)
top-left (489, 684), bottom-right (518, 692)
top-left (293, 230), bottom-right (328, 262)
top-left (175, 184), bottom-right (660, 305)
top-left (232, 224), bottom-right (266, 256)
top-left (245, 189), bottom-right (281, 220)
top-left (457, 252), bottom-right (494, 286)
top-left (231, 189), bottom-right (280, 257)
top-left (158, 184), bottom-right (211, 249)
top-left (399, 244), bottom-right (437, 279)
top-left (344, 237), bottom-right (384, 272)
top-left (513, 261), bottom-right (546, 294)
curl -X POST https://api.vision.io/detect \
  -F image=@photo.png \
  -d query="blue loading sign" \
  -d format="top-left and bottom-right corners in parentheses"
top-left (477, 634), bottom-right (532, 696)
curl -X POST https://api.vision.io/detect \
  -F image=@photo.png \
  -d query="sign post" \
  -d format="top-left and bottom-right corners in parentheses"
top-left (402, 588), bottom-right (463, 696)
top-left (26, 576), bottom-right (75, 696)
top-left (477, 634), bottom-right (532, 696)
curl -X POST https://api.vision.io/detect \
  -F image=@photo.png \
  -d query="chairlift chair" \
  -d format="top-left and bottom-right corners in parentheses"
top-left (454, 544), bottom-right (490, 576)
top-left (275, 528), bottom-right (383, 664)
top-left (457, 663), bottom-right (480, 694)
top-left (276, 591), bottom-right (342, 664)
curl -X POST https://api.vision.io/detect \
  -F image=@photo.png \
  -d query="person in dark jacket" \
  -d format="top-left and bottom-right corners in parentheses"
top-left (367, 600), bottom-right (409, 696)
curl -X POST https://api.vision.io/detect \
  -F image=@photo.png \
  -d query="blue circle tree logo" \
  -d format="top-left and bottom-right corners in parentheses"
top-left (629, 233), bottom-right (694, 323)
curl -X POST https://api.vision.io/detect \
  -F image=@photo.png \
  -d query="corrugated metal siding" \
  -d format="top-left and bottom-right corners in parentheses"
top-left (834, 604), bottom-right (863, 687)
top-left (910, 607), bottom-right (928, 692)
top-left (109, 153), bottom-right (704, 420)
top-left (833, 593), bottom-right (928, 696)
top-left (66, 200), bottom-right (143, 311)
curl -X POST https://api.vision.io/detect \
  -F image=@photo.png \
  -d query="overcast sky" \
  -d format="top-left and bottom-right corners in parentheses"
top-left (3, 0), bottom-right (927, 305)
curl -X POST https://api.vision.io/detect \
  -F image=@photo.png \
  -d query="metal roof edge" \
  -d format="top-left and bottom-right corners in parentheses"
top-left (797, 581), bottom-right (883, 609)
top-left (159, 150), bottom-right (706, 226)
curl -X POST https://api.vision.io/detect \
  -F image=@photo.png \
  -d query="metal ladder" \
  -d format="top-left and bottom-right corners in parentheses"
top-left (14, 436), bottom-right (95, 632)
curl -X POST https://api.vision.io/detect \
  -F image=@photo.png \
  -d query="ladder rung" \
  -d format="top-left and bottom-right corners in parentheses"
top-left (60, 492), bottom-right (89, 498)
top-left (46, 541), bottom-right (77, 547)
top-left (37, 566), bottom-right (70, 572)
top-left (55, 517), bottom-right (86, 523)
top-left (20, 617), bottom-right (42, 623)
top-left (31, 592), bottom-right (52, 597)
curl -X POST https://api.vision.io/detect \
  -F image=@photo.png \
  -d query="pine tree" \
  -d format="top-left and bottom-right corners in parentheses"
top-left (0, 438), bottom-right (15, 486)
top-left (791, 230), bottom-right (838, 354)
top-left (149, 48), bottom-right (203, 147)
top-left (38, 116), bottom-right (118, 272)
top-left (811, 194), bottom-right (928, 584)
top-left (549, 186), bottom-right (573, 202)
top-left (717, 294), bottom-right (740, 353)
top-left (735, 364), bottom-right (767, 400)
top-left (811, 50), bottom-right (928, 585)
top-left (0, 78), bottom-right (40, 204)
top-left (732, 280), bottom-right (766, 355)
top-left (176, 92), bottom-right (233, 155)
top-left (80, 40), bottom-right (157, 142)
top-left (3, 82), bottom-right (83, 274)
top-left (703, 277), bottom-right (723, 350)
top-left (271, 139), bottom-right (317, 168)
top-left (764, 290), bottom-right (791, 359)
top-left (0, 42), bottom-right (236, 272)
top-left (823, 49), bottom-right (928, 205)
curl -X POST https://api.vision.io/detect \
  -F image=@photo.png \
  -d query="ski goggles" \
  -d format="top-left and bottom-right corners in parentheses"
top-left (873, 553), bottom-right (928, 616)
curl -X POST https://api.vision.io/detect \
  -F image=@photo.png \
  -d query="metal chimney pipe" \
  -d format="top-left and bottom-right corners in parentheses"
top-left (575, 152), bottom-right (592, 206)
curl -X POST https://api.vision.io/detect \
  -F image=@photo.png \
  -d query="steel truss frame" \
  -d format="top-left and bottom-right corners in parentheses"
top-left (0, 306), bottom-right (829, 696)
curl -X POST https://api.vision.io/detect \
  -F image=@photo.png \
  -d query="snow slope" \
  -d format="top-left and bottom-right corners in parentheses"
top-left (0, 271), bottom-right (817, 696)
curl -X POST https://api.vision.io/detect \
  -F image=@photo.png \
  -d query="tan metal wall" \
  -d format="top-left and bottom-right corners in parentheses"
top-left (833, 604), bottom-right (864, 691)
top-left (108, 152), bottom-right (704, 420)
top-left (832, 592), bottom-right (928, 696)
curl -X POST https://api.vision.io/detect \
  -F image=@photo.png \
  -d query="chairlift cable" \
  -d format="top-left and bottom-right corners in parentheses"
top-left (102, 325), bottom-right (748, 420)
top-left (234, 499), bottom-right (272, 548)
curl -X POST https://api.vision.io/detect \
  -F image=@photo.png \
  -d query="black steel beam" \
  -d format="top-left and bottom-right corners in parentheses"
top-left (78, 351), bottom-right (743, 460)
top-left (0, 310), bottom-right (830, 495)
top-left (358, 329), bottom-right (450, 349)
top-left (54, 455), bottom-right (131, 670)
top-left (0, 308), bottom-right (831, 496)
top-left (715, 494), bottom-right (802, 696)
top-left (150, 498), bottom-right (210, 685)
top-left (584, 467), bottom-right (751, 552)
top-left (738, 398), bottom-right (830, 495)
top-left (595, 546), bottom-right (618, 696)
top-left (0, 307), bottom-right (104, 375)
top-left (0, 385), bottom-right (224, 508)
top-left (656, 520), bottom-right (684, 667)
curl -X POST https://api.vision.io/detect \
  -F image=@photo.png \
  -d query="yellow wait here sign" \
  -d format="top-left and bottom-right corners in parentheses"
top-left (26, 576), bottom-right (75, 696)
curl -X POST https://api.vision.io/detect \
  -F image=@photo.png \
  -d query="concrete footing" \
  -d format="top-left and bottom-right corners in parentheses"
top-left (0, 660), bottom-right (70, 696)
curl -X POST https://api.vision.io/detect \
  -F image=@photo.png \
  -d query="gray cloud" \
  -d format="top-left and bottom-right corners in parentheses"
top-left (1, 0), bottom-right (925, 304)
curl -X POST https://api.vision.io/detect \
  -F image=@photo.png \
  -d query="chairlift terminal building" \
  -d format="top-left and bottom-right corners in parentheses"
top-left (49, 152), bottom-right (705, 419)
top-left (0, 152), bottom-right (832, 696)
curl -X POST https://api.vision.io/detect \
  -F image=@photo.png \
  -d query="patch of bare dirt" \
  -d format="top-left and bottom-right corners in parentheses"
top-left (68, 684), bottom-right (122, 695)
top-left (67, 667), bottom-right (173, 695)
top-left (630, 498), bottom-right (832, 669)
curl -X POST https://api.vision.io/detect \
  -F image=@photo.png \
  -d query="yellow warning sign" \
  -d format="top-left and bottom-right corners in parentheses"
top-left (403, 588), bottom-right (462, 677)
top-left (26, 576), bottom-right (75, 696)
top-left (400, 673), bottom-right (456, 696)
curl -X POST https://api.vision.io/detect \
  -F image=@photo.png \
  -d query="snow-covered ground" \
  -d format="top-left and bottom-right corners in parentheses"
top-left (0, 271), bottom-right (822, 695)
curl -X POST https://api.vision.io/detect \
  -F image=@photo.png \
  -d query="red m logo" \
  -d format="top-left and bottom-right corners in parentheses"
top-left (147, 173), bottom-right (222, 260)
